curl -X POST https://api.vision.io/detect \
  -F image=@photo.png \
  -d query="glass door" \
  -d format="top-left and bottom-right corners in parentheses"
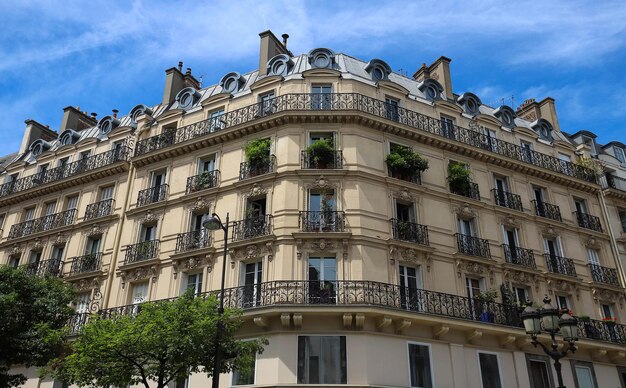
top-left (308, 257), bottom-right (337, 304)
top-left (242, 261), bottom-right (262, 307)
top-left (399, 265), bottom-right (423, 311)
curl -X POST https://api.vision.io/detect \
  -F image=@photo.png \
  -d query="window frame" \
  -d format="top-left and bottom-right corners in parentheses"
top-left (296, 335), bottom-right (347, 384)
top-left (615, 147), bottom-right (626, 163)
top-left (477, 351), bottom-right (503, 388)
top-left (570, 360), bottom-right (598, 388)
top-left (231, 339), bottom-right (258, 385)
top-left (406, 341), bottom-right (434, 388)
top-left (525, 353), bottom-right (554, 388)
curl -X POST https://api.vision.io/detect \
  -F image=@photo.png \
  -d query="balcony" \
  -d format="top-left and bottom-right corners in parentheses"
top-left (0, 146), bottom-right (130, 200)
top-left (606, 174), bottom-right (626, 192)
top-left (239, 156), bottom-right (275, 180)
top-left (137, 184), bottom-right (168, 207)
top-left (84, 199), bottom-right (114, 221)
top-left (124, 240), bottom-right (159, 265)
top-left (133, 93), bottom-right (596, 183)
top-left (299, 211), bottom-right (345, 232)
top-left (532, 200), bottom-right (562, 222)
top-left (456, 234), bottom-right (491, 258)
top-left (588, 263), bottom-right (620, 286)
top-left (175, 230), bottom-right (211, 253)
top-left (492, 189), bottom-right (523, 212)
top-left (8, 209), bottom-right (76, 239)
top-left (544, 254), bottom-right (577, 276)
top-left (387, 167), bottom-right (421, 184)
top-left (575, 211), bottom-right (603, 232)
top-left (186, 170), bottom-right (219, 194)
top-left (300, 150), bottom-right (343, 169)
top-left (450, 182), bottom-right (480, 200)
top-left (69, 253), bottom-right (102, 275)
top-left (231, 215), bottom-right (273, 242)
top-left (390, 218), bottom-right (429, 246)
top-left (502, 244), bottom-right (536, 268)
top-left (21, 259), bottom-right (63, 277)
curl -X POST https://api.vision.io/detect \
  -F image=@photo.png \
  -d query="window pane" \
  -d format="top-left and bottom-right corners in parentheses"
top-left (232, 352), bottom-right (255, 385)
top-left (575, 366), bottom-right (595, 388)
top-left (408, 344), bottom-right (432, 388)
top-left (297, 336), bottom-right (346, 384)
top-left (528, 360), bottom-right (551, 388)
top-left (479, 353), bottom-right (502, 388)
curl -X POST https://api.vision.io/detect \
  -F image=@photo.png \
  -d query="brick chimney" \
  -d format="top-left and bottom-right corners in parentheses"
top-left (162, 61), bottom-right (186, 105)
top-left (18, 120), bottom-right (57, 154)
top-left (60, 106), bottom-right (97, 132)
top-left (258, 30), bottom-right (292, 76)
top-left (413, 56), bottom-right (453, 99)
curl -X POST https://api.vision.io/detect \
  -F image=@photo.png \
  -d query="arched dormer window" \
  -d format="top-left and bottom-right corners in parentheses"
top-left (129, 104), bottom-right (154, 128)
top-left (308, 48), bottom-right (335, 69)
top-left (531, 119), bottom-right (553, 142)
top-left (176, 87), bottom-right (202, 111)
top-left (493, 105), bottom-right (516, 128)
top-left (418, 79), bottom-right (444, 101)
top-left (97, 115), bottom-right (121, 135)
top-left (364, 59), bottom-right (392, 82)
top-left (457, 92), bottom-right (481, 116)
top-left (219, 73), bottom-right (246, 94)
top-left (59, 129), bottom-right (81, 145)
top-left (267, 54), bottom-right (294, 77)
top-left (29, 139), bottom-right (52, 157)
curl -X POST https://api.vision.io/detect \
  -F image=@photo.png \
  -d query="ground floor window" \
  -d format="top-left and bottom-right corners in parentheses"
top-left (232, 350), bottom-right (256, 385)
top-left (571, 361), bottom-right (597, 388)
top-left (478, 352), bottom-right (502, 388)
top-left (408, 343), bottom-right (433, 387)
top-left (297, 336), bottom-right (346, 384)
top-left (526, 354), bottom-right (553, 388)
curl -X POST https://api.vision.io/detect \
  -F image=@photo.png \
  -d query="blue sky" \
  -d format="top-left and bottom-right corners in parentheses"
top-left (1, 0), bottom-right (625, 156)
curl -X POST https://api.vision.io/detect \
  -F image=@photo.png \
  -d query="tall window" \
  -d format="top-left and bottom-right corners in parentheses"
top-left (571, 360), bottom-right (597, 388)
top-left (526, 354), bottom-right (554, 388)
top-left (259, 92), bottom-right (276, 116)
top-left (619, 210), bottom-right (626, 233)
top-left (574, 198), bottom-right (588, 214)
top-left (86, 236), bottom-right (101, 254)
top-left (521, 140), bottom-right (534, 163)
top-left (45, 201), bottom-right (57, 216)
top-left (199, 155), bottom-right (216, 174)
top-left (308, 257), bottom-right (337, 304)
top-left (297, 336), bottom-right (346, 384)
top-left (100, 185), bottom-right (115, 201)
top-left (478, 352), bottom-right (503, 388)
top-left (556, 295), bottom-right (570, 310)
top-left (51, 244), bottom-right (65, 264)
top-left (466, 277), bottom-right (482, 299)
top-left (65, 195), bottom-right (79, 211)
top-left (399, 265), bottom-right (423, 310)
top-left (23, 207), bottom-right (35, 222)
top-left (601, 303), bottom-right (615, 319)
top-left (311, 85), bottom-right (332, 110)
top-left (241, 261), bottom-right (262, 307)
top-left (308, 189), bottom-right (337, 231)
top-left (512, 286), bottom-right (529, 306)
top-left (457, 218), bottom-right (476, 237)
top-left (8, 254), bottom-right (20, 268)
top-left (586, 248), bottom-right (600, 266)
top-left (75, 292), bottom-right (91, 314)
top-left (615, 147), bottom-right (626, 163)
top-left (184, 273), bottom-right (203, 296)
top-left (232, 344), bottom-right (257, 385)
top-left (385, 97), bottom-right (400, 121)
top-left (440, 115), bottom-right (456, 139)
top-left (408, 343), bottom-right (433, 388)
top-left (131, 281), bottom-right (149, 304)
top-left (208, 109), bottom-right (225, 132)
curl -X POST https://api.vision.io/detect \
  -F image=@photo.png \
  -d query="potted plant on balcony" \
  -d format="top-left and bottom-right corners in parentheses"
top-left (137, 241), bottom-right (154, 260)
top-left (386, 145), bottom-right (429, 181)
top-left (306, 138), bottom-right (335, 169)
top-left (477, 288), bottom-right (498, 323)
top-left (195, 171), bottom-right (215, 190)
top-left (447, 162), bottom-right (472, 196)
top-left (244, 138), bottom-right (271, 176)
top-left (577, 314), bottom-right (590, 323)
top-left (602, 316), bottom-right (617, 327)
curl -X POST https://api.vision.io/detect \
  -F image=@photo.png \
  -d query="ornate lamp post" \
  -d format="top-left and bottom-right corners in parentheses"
top-left (203, 212), bottom-right (229, 388)
top-left (521, 296), bottom-right (579, 388)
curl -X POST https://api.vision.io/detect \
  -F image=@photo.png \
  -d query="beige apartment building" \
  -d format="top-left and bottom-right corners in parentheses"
top-left (3, 30), bottom-right (626, 387)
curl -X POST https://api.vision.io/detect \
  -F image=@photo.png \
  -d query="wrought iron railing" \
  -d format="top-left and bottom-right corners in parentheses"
top-left (588, 263), bottom-right (620, 286)
top-left (299, 211), bottom-right (345, 232)
top-left (450, 181), bottom-right (480, 200)
top-left (575, 212), bottom-right (603, 232)
top-left (606, 174), bottom-right (626, 192)
top-left (231, 215), bottom-right (273, 242)
top-left (137, 184), bottom-right (168, 207)
top-left (300, 150), bottom-right (343, 169)
top-left (84, 199), bottom-right (114, 221)
top-left (456, 234), bottom-right (491, 258)
top-left (544, 254), bottom-right (577, 276)
top-left (21, 259), bottom-right (63, 277)
top-left (185, 170), bottom-right (220, 194)
top-left (239, 156), bottom-right (276, 180)
top-left (390, 218), bottom-right (429, 246)
top-left (0, 146), bottom-right (130, 199)
top-left (532, 200), bottom-right (562, 222)
top-left (69, 253), bottom-right (102, 275)
top-left (502, 244), bottom-right (536, 268)
top-left (175, 230), bottom-right (211, 253)
top-left (133, 93), bottom-right (596, 183)
top-left (492, 189), bottom-right (523, 211)
top-left (124, 240), bottom-right (159, 264)
top-left (8, 209), bottom-right (77, 239)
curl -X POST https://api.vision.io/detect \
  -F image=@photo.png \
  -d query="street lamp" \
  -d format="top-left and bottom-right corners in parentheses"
top-left (521, 296), bottom-right (579, 388)
top-left (203, 212), bottom-right (229, 388)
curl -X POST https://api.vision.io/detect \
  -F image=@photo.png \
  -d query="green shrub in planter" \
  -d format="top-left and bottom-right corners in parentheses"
top-left (244, 138), bottom-right (271, 168)
top-left (306, 139), bottom-right (335, 168)
top-left (447, 162), bottom-right (472, 194)
top-left (386, 145), bottom-right (429, 178)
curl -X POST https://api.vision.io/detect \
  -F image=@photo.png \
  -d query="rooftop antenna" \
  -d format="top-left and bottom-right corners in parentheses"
top-left (397, 68), bottom-right (408, 77)
top-left (198, 74), bottom-right (205, 87)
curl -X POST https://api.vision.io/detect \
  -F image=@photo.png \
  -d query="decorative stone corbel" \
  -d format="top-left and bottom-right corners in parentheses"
top-left (31, 238), bottom-right (44, 251)
top-left (280, 313), bottom-right (291, 329)
top-left (455, 203), bottom-right (476, 221)
top-left (188, 197), bottom-right (211, 213)
top-left (389, 246), bottom-right (397, 265)
top-left (253, 316), bottom-right (268, 328)
top-left (342, 313), bottom-right (353, 329)
top-left (541, 226), bottom-right (558, 239)
top-left (395, 319), bottom-right (411, 334)
top-left (9, 244), bottom-right (23, 256)
top-left (467, 329), bottom-right (483, 343)
top-left (501, 215), bottom-right (521, 229)
top-left (296, 239), bottom-right (303, 260)
top-left (433, 325), bottom-right (449, 339)
top-left (86, 223), bottom-right (106, 237)
top-left (311, 238), bottom-right (334, 251)
top-left (499, 334), bottom-right (516, 347)
top-left (265, 241), bottom-right (274, 262)
top-left (52, 233), bottom-right (69, 246)
top-left (342, 239), bottom-right (349, 261)
top-left (244, 183), bottom-right (268, 198)
top-left (376, 316), bottom-right (392, 330)
top-left (138, 210), bottom-right (160, 225)
top-left (584, 235), bottom-right (601, 250)
top-left (425, 253), bottom-right (432, 272)
top-left (292, 313), bottom-right (302, 329)
top-left (355, 313), bottom-right (365, 330)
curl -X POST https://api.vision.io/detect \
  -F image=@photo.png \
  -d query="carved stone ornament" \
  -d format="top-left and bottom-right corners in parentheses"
top-left (188, 197), bottom-right (211, 213)
top-left (31, 238), bottom-right (44, 251)
top-left (172, 256), bottom-right (209, 279)
top-left (503, 269), bottom-right (539, 291)
top-left (541, 226), bottom-right (558, 239)
top-left (389, 246), bottom-right (432, 271)
top-left (501, 216), bottom-right (520, 229)
top-left (456, 258), bottom-right (494, 285)
top-left (120, 265), bottom-right (158, 288)
top-left (547, 278), bottom-right (580, 300)
top-left (243, 183), bottom-right (268, 198)
top-left (455, 203), bottom-right (476, 221)
top-left (395, 188), bottom-right (412, 202)
top-left (311, 238), bottom-right (335, 251)
top-left (592, 288), bottom-right (625, 307)
top-left (296, 239), bottom-right (303, 260)
top-left (139, 210), bottom-right (160, 225)
top-left (342, 239), bottom-right (349, 261)
top-left (74, 277), bottom-right (101, 292)
top-left (307, 175), bottom-right (336, 190)
top-left (85, 223), bottom-right (105, 237)
top-left (230, 242), bottom-right (274, 263)
top-left (584, 236), bottom-right (601, 250)
top-left (52, 233), bottom-right (69, 246)
top-left (9, 244), bottom-right (23, 256)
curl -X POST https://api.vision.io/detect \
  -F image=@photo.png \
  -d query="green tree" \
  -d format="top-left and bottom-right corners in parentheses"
top-left (47, 290), bottom-right (266, 388)
top-left (0, 265), bottom-right (75, 387)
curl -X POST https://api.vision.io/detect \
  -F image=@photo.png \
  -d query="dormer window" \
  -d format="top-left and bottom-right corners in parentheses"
top-left (129, 104), bottom-right (153, 128)
top-left (418, 79), bottom-right (443, 101)
top-left (29, 139), bottom-right (52, 157)
top-left (267, 54), bottom-right (294, 77)
top-left (457, 93), bottom-right (481, 116)
top-left (59, 129), bottom-right (80, 145)
top-left (97, 115), bottom-right (121, 135)
top-left (364, 59), bottom-right (391, 82)
top-left (219, 72), bottom-right (246, 94)
top-left (615, 147), bottom-right (625, 163)
top-left (307, 48), bottom-right (335, 69)
top-left (531, 119), bottom-right (553, 142)
top-left (176, 87), bottom-right (201, 111)
top-left (493, 105), bottom-right (516, 128)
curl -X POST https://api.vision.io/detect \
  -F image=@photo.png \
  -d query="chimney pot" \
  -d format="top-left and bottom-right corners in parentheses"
top-left (112, 109), bottom-right (119, 118)
top-left (91, 112), bottom-right (97, 119)
top-left (178, 61), bottom-right (183, 71)
top-left (76, 106), bottom-right (80, 111)
top-left (186, 67), bottom-right (192, 75)
top-left (282, 33), bottom-right (289, 47)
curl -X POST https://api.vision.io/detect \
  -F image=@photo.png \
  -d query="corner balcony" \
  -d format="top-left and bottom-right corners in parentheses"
top-left (544, 254), bottom-right (577, 276)
top-left (8, 209), bottom-right (76, 239)
top-left (492, 189), bottom-right (523, 212)
top-left (532, 200), bottom-right (562, 222)
top-left (231, 215), bottom-right (273, 242)
top-left (455, 234), bottom-right (491, 258)
top-left (239, 156), bottom-right (275, 180)
top-left (575, 211), bottom-right (603, 232)
top-left (502, 244), bottom-right (536, 268)
top-left (588, 263), bottom-right (620, 286)
top-left (300, 150), bottom-right (343, 169)
top-left (185, 170), bottom-right (219, 194)
top-left (390, 218), bottom-right (429, 246)
top-left (175, 230), bottom-right (211, 253)
top-left (68, 253), bottom-right (102, 276)
top-left (450, 182), bottom-right (480, 200)
top-left (299, 211), bottom-right (345, 232)
top-left (84, 199), bottom-right (114, 221)
top-left (606, 174), bottom-right (626, 192)
top-left (21, 259), bottom-right (63, 277)
top-left (137, 184), bottom-right (168, 207)
top-left (124, 240), bottom-right (159, 265)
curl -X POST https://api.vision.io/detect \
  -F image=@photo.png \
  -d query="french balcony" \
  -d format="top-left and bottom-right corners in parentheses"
top-left (588, 263), bottom-right (620, 286)
top-left (450, 182), bottom-right (480, 200)
top-left (606, 174), bottom-right (626, 192)
top-left (137, 184), bottom-right (168, 207)
top-left (387, 166), bottom-right (421, 184)
top-left (69, 253), bottom-right (102, 275)
top-left (239, 156), bottom-right (276, 180)
top-left (124, 240), bottom-right (159, 265)
top-left (175, 230), bottom-right (211, 253)
top-left (299, 211), bottom-right (345, 232)
top-left (492, 189), bottom-right (523, 212)
top-left (21, 259), bottom-right (63, 277)
top-left (575, 211), bottom-right (603, 232)
top-left (544, 254), bottom-right (577, 277)
top-left (390, 218), bottom-right (429, 246)
top-left (502, 244), bottom-right (536, 268)
top-left (84, 199), bottom-right (114, 221)
top-left (300, 150), bottom-right (343, 169)
top-left (185, 170), bottom-right (219, 194)
top-left (532, 200), bottom-right (562, 222)
top-left (231, 215), bottom-right (273, 242)
top-left (456, 234), bottom-right (491, 258)
top-left (8, 209), bottom-right (76, 239)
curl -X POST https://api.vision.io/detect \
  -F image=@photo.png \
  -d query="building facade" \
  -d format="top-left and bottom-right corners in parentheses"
top-left (3, 30), bottom-right (626, 387)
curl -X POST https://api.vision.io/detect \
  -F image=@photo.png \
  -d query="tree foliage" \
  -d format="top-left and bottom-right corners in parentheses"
top-left (46, 291), bottom-right (266, 388)
top-left (0, 265), bottom-right (75, 387)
